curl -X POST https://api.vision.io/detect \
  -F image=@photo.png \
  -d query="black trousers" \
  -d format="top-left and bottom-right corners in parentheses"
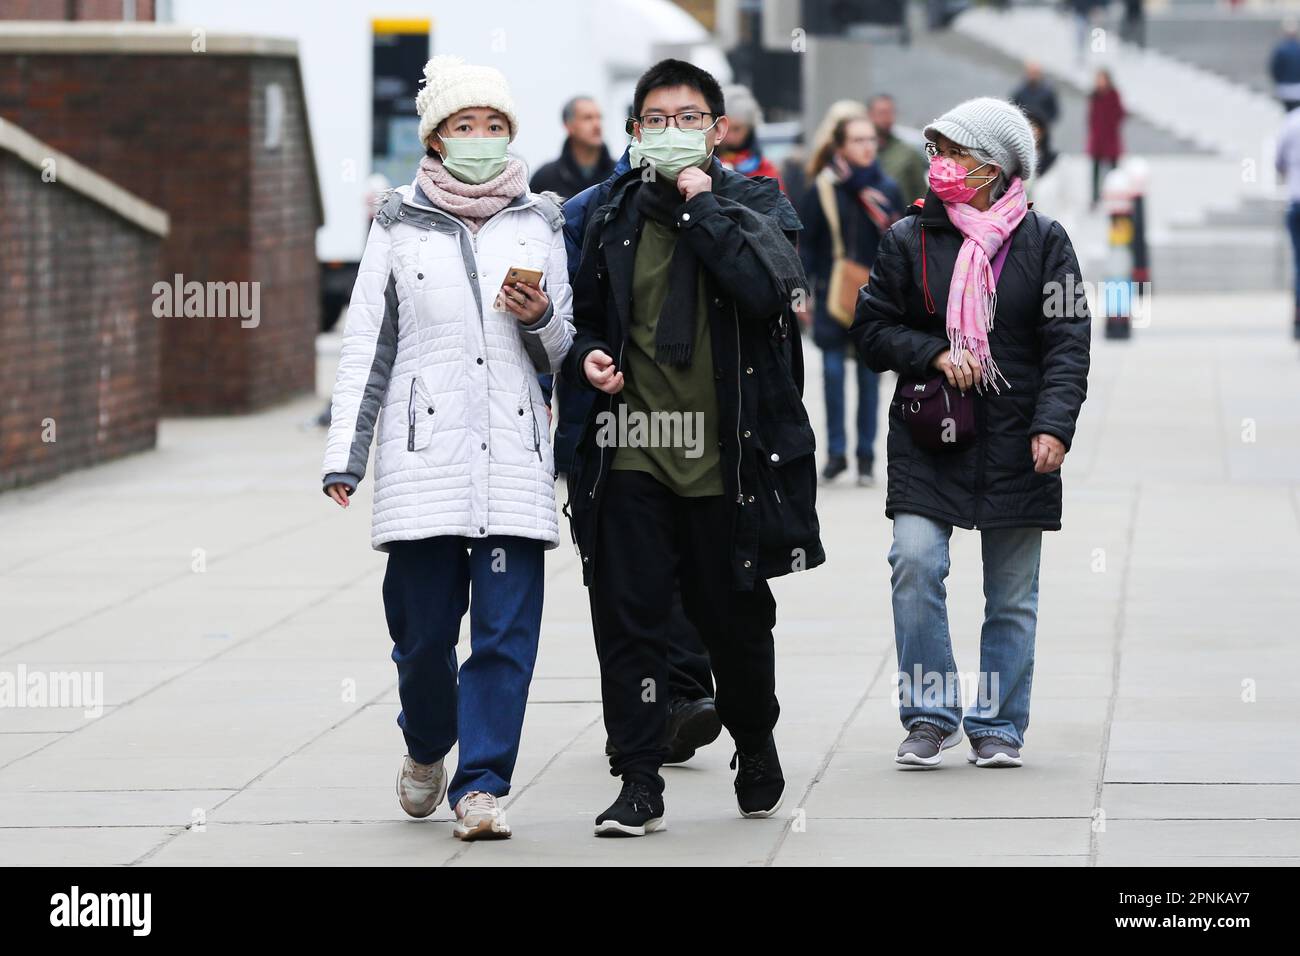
top-left (589, 469), bottom-right (779, 787)
top-left (666, 589), bottom-right (714, 701)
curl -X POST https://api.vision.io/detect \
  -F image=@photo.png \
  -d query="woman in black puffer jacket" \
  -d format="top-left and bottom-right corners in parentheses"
top-left (850, 97), bottom-right (1090, 770)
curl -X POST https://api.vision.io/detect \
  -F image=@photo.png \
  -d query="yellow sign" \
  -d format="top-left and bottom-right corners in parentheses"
top-left (1108, 218), bottom-right (1133, 247)
top-left (371, 18), bottom-right (432, 34)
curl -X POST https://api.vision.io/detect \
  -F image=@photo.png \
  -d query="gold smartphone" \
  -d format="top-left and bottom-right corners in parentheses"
top-left (503, 266), bottom-right (543, 288)
top-left (496, 266), bottom-right (544, 312)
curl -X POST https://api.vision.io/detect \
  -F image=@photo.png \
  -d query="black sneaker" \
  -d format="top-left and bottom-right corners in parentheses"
top-left (821, 454), bottom-right (848, 482)
top-left (604, 736), bottom-right (617, 757)
top-left (856, 457), bottom-right (875, 487)
top-left (730, 735), bottom-right (785, 818)
top-left (664, 697), bottom-right (722, 765)
top-left (594, 779), bottom-right (666, 837)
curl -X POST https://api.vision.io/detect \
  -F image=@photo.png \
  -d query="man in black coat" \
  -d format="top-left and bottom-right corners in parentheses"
top-left (564, 59), bottom-right (823, 836)
top-left (529, 96), bottom-right (617, 201)
top-left (1010, 61), bottom-right (1059, 132)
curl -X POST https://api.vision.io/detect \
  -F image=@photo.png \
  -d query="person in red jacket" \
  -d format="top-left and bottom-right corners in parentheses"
top-left (1087, 68), bottom-right (1125, 207)
top-left (718, 84), bottom-right (785, 191)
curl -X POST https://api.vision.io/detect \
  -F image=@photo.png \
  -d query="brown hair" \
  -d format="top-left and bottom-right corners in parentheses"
top-left (807, 114), bottom-right (872, 178)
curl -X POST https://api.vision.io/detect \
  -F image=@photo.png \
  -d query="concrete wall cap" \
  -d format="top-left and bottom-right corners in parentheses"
top-left (0, 116), bottom-right (169, 237)
top-left (0, 22), bottom-right (298, 57)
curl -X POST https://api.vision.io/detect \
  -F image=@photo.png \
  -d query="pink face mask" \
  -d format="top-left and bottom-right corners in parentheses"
top-left (928, 155), bottom-right (995, 204)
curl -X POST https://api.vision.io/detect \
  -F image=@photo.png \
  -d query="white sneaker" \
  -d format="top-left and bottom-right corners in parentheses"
top-left (453, 791), bottom-right (512, 841)
top-left (396, 755), bottom-right (447, 818)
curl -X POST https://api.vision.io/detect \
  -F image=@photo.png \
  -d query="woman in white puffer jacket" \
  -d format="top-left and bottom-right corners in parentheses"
top-left (321, 56), bottom-right (573, 842)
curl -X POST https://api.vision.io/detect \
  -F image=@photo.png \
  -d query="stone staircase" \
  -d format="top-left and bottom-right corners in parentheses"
top-left (951, 4), bottom-right (1291, 292)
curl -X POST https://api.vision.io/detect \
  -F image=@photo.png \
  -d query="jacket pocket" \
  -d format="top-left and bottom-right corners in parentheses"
top-left (513, 374), bottom-right (554, 467)
top-left (407, 374), bottom-right (436, 452)
top-left (754, 420), bottom-right (821, 575)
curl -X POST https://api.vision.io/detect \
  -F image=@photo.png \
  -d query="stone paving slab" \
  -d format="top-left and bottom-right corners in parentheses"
top-left (0, 293), bottom-right (1297, 866)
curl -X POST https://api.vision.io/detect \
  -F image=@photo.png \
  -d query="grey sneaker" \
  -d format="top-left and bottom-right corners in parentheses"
top-left (967, 736), bottom-right (1023, 768)
top-left (895, 723), bottom-right (962, 767)
top-left (396, 755), bottom-right (447, 818)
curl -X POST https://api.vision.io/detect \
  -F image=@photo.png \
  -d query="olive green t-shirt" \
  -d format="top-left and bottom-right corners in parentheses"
top-left (610, 216), bottom-right (723, 497)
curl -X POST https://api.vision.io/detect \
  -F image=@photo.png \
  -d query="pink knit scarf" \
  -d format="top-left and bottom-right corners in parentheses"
top-left (942, 176), bottom-right (1028, 393)
top-left (414, 153), bottom-right (528, 233)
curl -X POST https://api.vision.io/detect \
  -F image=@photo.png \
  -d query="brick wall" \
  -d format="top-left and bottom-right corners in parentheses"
top-left (0, 1), bottom-right (156, 20)
top-left (0, 152), bottom-right (161, 490)
top-left (0, 49), bottom-right (322, 414)
top-left (248, 58), bottom-right (320, 411)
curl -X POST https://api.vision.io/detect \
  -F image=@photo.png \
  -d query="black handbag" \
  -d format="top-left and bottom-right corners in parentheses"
top-left (894, 374), bottom-right (977, 452)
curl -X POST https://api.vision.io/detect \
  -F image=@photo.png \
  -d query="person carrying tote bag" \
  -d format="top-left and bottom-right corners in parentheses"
top-left (798, 110), bottom-right (903, 485)
top-left (816, 170), bottom-right (873, 328)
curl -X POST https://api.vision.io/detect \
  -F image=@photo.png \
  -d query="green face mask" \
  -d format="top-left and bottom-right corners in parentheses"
top-left (438, 135), bottom-right (510, 184)
top-left (629, 127), bottom-right (713, 180)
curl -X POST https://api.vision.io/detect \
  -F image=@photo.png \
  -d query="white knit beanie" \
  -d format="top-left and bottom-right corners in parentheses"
top-left (923, 97), bottom-right (1036, 182)
top-left (415, 55), bottom-right (519, 147)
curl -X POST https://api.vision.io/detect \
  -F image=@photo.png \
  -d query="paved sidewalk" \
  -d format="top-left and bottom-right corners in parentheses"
top-left (2, 293), bottom-right (1298, 866)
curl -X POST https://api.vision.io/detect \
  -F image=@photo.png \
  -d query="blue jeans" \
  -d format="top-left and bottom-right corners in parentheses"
top-left (382, 535), bottom-right (544, 807)
top-left (887, 512), bottom-right (1042, 747)
top-left (822, 347), bottom-right (879, 462)
top-left (1287, 202), bottom-right (1300, 306)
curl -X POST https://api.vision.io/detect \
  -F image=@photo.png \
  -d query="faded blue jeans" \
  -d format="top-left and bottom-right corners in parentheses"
top-left (887, 512), bottom-right (1042, 747)
top-left (382, 535), bottom-right (544, 807)
top-left (822, 347), bottom-right (879, 464)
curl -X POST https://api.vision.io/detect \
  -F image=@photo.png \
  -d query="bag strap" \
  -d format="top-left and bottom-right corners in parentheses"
top-left (815, 172), bottom-right (846, 263)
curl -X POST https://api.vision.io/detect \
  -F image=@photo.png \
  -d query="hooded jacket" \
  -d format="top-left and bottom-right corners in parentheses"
top-left (321, 182), bottom-right (574, 549)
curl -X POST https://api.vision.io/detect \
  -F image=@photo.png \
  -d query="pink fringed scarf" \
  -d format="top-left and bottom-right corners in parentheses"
top-left (942, 176), bottom-right (1028, 393)
top-left (414, 153), bottom-right (528, 233)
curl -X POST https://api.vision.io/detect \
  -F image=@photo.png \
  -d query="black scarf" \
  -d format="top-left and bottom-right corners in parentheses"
top-left (629, 163), bottom-right (807, 369)
top-left (633, 173), bottom-right (702, 367)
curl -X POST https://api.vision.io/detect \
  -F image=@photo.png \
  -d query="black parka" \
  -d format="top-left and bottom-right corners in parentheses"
top-left (562, 160), bottom-right (825, 589)
top-left (850, 191), bottom-right (1091, 530)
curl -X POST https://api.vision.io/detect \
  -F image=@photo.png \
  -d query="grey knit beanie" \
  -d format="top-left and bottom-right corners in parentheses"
top-left (923, 97), bottom-right (1036, 182)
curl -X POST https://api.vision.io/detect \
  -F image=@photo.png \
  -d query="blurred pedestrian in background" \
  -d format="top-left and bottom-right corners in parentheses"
top-left (530, 95), bottom-right (617, 200)
top-left (1010, 61), bottom-right (1059, 134)
top-left (852, 97), bottom-right (1090, 771)
top-left (531, 96), bottom-right (616, 460)
top-left (1120, 0), bottom-right (1146, 49)
top-left (802, 109), bottom-right (902, 486)
top-left (532, 95), bottom-right (616, 505)
top-left (1275, 100), bottom-right (1300, 339)
top-left (322, 55), bottom-right (574, 842)
top-left (1026, 111), bottom-right (1073, 212)
top-left (1086, 68), bottom-right (1125, 208)
top-left (718, 83), bottom-right (784, 189)
top-left (1068, 0), bottom-right (1108, 64)
top-left (1270, 20), bottom-right (1300, 114)
top-left (870, 93), bottom-right (929, 206)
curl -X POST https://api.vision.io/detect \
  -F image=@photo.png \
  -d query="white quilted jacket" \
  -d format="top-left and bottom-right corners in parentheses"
top-left (321, 183), bottom-right (574, 550)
